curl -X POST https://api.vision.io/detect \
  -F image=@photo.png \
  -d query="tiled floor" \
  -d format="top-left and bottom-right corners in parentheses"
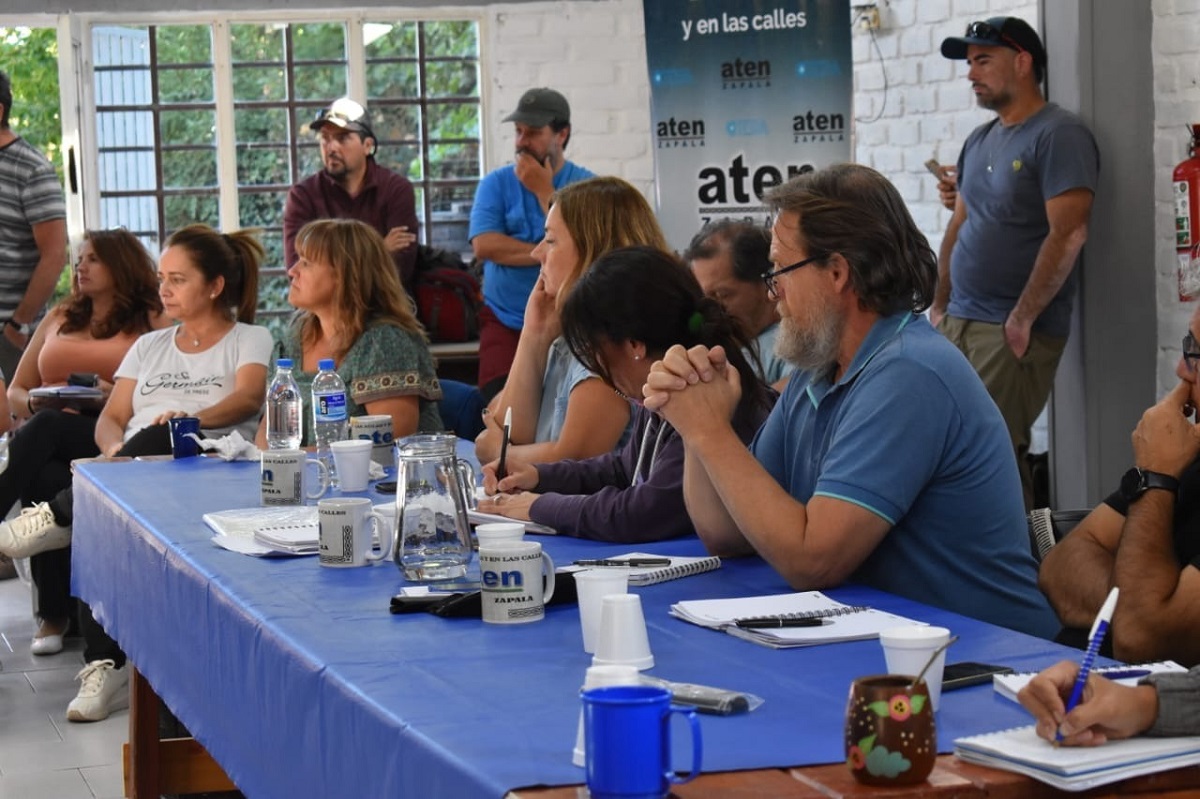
top-left (0, 570), bottom-right (128, 799)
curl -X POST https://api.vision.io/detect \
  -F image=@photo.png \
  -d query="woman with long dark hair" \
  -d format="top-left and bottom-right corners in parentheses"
top-left (0, 223), bottom-right (273, 722)
top-left (477, 246), bottom-right (776, 541)
top-left (0, 229), bottom-right (164, 654)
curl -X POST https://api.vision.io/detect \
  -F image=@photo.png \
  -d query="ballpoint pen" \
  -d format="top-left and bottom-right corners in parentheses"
top-left (1092, 669), bottom-right (1151, 681)
top-left (734, 617), bottom-right (829, 629)
top-left (1057, 586), bottom-right (1119, 743)
top-left (573, 558), bottom-right (672, 567)
top-left (497, 406), bottom-right (512, 480)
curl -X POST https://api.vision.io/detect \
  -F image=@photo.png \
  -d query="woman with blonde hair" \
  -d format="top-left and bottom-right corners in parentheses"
top-left (475, 176), bottom-right (670, 464)
top-left (257, 218), bottom-right (442, 447)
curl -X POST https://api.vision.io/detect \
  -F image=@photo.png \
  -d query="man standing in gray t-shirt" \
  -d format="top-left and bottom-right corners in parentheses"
top-left (0, 69), bottom-right (67, 381)
top-left (932, 17), bottom-right (1099, 509)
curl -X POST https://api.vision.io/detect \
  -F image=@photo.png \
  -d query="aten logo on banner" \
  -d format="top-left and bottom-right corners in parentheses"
top-left (657, 117), bottom-right (706, 149)
top-left (722, 57), bottom-right (771, 89)
top-left (697, 154), bottom-right (814, 207)
top-left (793, 110), bottom-right (846, 144)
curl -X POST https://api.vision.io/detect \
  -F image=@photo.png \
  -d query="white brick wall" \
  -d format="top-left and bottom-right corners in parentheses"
top-left (478, 0), bottom-right (1200, 389)
top-left (481, 0), bottom-right (653, 197)
top-left (851, 0), bottom-right (1036, 246)
top-left (1153, 0), bottom-right (1200, 393)
top-left (480, 0), bottom-right (1033, 244)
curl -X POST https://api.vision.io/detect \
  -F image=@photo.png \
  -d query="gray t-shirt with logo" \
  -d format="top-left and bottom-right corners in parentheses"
top-left (949, 103), bottom-right (1099, 338)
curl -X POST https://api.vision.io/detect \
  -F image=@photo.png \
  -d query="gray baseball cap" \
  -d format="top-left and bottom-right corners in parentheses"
top-left (502, 88), bottom-right (570, 127)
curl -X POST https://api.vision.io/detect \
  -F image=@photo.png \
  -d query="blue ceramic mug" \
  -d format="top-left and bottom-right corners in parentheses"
top-left (581, 684), bottom-right (702, 799)
top-left (168, 416), bottom-right (201, 459)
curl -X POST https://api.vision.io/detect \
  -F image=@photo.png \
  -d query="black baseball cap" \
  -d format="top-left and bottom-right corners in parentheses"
top-left (941, 17), bottom-right (1046, 68)
top-left (309, 97), bottom-right (375, 138)
top-left (502, 88), bottom-right (570, 127)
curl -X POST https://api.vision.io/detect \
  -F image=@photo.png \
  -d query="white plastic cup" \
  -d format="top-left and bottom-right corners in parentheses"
top-left (879, 625), bottom-right (951, 711)
top-left (330, 439), bottom-right (373, 492)
top-left (574, 569), bottom-right (630, 654)
top-left (592, 593), bottom-right (654, 671)
top-left (572, 664), bottom-right (641, 767)
top-left (474, 522), bottom-right (525, 547)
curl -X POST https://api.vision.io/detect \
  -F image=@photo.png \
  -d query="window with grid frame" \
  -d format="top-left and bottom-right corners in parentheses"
top-left (91, 17), bottom-right (481, 331)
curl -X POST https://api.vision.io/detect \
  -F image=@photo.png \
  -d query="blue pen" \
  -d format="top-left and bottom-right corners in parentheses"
top-left (1057, 586), bottom-right (1120, 743)
top-left (1095, 668), bottom-right (1152, 681)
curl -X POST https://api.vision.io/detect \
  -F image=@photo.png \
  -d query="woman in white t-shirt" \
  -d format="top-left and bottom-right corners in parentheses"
top-left (4, 224), bottom-right (272, 724)
top-left (94, 224), bottom-right (273, 456)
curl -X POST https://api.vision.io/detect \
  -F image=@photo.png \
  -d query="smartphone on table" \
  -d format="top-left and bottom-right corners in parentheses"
top-left (942, 661), bottom-right (1013, 691)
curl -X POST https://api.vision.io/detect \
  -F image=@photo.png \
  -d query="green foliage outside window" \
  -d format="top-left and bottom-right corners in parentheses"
top-left (0, 18), bottom-right (480, 328)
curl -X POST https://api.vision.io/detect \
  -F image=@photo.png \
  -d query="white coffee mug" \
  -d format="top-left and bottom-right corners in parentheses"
top-left (261, 449), bottom-right (329, 506)
top-left (479, 540), bottom-right (556, 624)
top-left (318, 497), bottom-right (393, 567)
top-left (350, 414), bottom-right (395, 467)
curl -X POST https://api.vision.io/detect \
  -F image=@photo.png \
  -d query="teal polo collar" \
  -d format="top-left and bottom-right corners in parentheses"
top-left (804, 311), bottom-right (916, 407)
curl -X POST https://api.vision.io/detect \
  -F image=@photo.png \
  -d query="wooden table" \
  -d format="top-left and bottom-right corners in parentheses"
top-left (511, 758), bottom-right (1200, 798)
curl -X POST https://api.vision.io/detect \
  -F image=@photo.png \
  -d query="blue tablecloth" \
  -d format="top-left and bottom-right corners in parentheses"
top-left (71, 457), bottom-right (1080, 799)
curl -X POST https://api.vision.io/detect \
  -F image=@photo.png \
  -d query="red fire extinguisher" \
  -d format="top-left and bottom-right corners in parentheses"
top-left (1176, 124), bottom-right (1200, 301)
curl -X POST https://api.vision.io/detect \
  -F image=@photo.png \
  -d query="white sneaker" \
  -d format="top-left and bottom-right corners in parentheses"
top-left (0, 503), bottom-right (71, 559)
top-left (67, 659), bottom-right (129, 722)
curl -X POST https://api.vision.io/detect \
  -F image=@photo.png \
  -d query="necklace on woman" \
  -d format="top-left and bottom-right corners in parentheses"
top-left (176, 326), bottom-right (201, 347)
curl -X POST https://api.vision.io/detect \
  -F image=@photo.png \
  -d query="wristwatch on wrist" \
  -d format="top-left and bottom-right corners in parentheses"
top-left (5, 318), bottom-right (33, 336)
top-left (1120, 467), bottom-right (1180, 503)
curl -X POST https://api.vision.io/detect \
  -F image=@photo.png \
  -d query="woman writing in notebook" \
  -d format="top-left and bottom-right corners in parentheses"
top-left (477, 246), bottom-right (776, 541)
top-left (1020, 661), bottom-right (1200, 743)
top-left (474, 177), bottom-right (670, 466)
top-left (0, 229), bottom-right (164, 654)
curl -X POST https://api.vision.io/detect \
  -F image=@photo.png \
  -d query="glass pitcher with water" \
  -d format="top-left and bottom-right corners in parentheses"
top-left (393, 433), bottom-right (475, 582)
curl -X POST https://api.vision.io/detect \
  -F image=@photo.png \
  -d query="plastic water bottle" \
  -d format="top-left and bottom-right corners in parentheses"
top-left (311, 358), bottom-right (348, 486)
top-left (265, 359), bottom-right (302, 450)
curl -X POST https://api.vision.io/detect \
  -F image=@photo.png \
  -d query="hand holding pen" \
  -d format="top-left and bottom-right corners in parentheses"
top-left (1057, 586), bottom-right (1121, 744)
top-left (1018, 658), bottom-right (1161, 746)
top-left (496, 407), bottom-right (512, 480)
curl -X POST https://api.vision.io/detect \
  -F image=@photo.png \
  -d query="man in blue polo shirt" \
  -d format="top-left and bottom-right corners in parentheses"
top-left (644, 164), bottom-right (1058, 639)
top-left (468, 87), bottom-right (593, 390)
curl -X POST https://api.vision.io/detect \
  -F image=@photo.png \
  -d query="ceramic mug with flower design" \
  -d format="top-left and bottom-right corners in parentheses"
top-left (844, 674), bottom-right (936, 786)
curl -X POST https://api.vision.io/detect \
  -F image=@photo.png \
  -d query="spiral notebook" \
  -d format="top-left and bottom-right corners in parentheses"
top-left (669, 591), bottom-right (922, 649)
top-left (204, 506), bottom-right (319, 557)
top-left (993, 661), bottom-right (1187, 704)
top-left (602, 552), bottom-right (722, 586)
top-left (954, 724), bottom-right (1200, 791)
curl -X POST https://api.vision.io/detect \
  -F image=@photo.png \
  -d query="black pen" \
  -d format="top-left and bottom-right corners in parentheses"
top-left (734, 617), bottom-right (829, 629)
top-left (574, 558), bottom-right (672, 567)
top-left (497, 407), bottom-right (512, 480)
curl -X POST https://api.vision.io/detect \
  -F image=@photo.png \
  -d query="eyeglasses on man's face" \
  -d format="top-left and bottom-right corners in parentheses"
top-left (761, 253), bottom-right (826, 299)
top-left (965, 20), bottom-right (1025, 54)
top-left (1183, 331), bottom-right (1200, 372)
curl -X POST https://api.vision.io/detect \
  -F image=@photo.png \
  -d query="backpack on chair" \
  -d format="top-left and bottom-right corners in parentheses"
top-left (412, 245), bottom-right (481, 343)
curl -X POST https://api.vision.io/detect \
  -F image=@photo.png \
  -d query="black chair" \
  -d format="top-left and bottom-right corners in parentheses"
top-left (1026, 507), bottom-right (1089, 562)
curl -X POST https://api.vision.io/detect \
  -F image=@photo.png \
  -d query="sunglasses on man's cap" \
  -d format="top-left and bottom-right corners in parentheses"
top-left (310, 98), bottom-right (374, 137)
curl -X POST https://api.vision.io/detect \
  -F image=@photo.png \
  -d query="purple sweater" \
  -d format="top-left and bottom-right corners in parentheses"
top-left (529, 397), bottom-right (772, 542)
